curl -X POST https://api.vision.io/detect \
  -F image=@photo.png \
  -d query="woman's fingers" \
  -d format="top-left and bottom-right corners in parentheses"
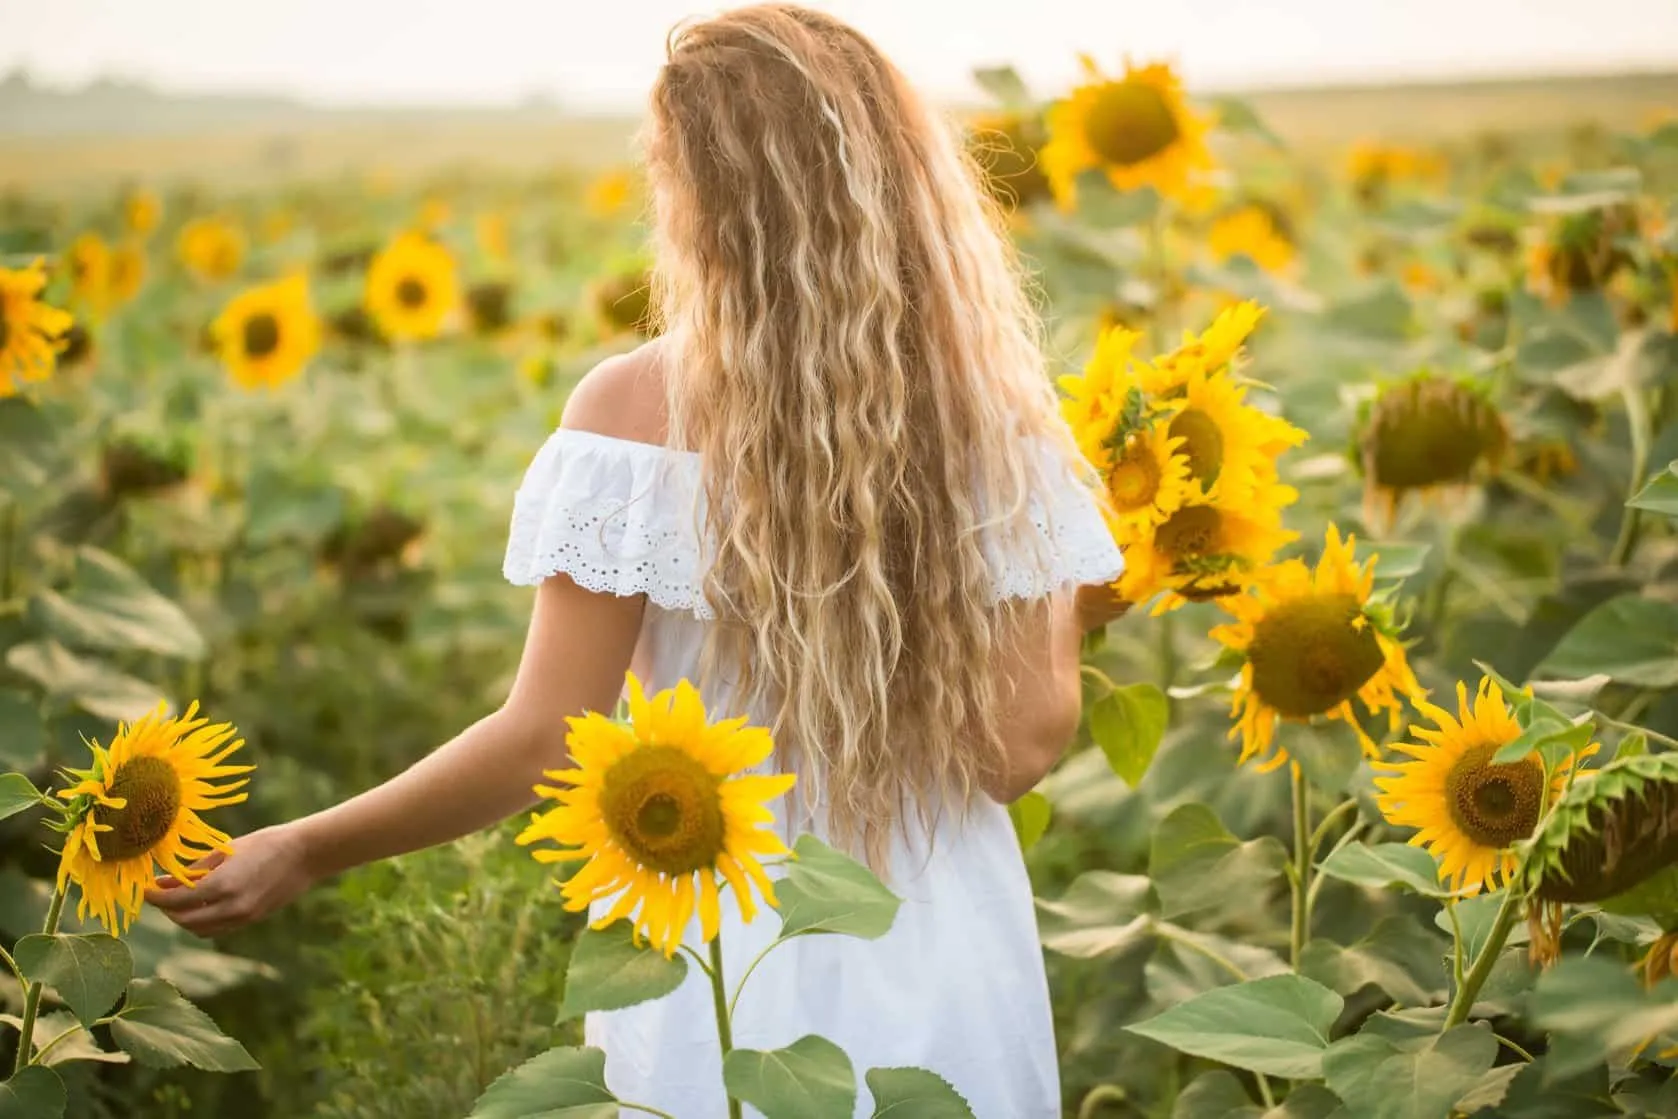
top-left (144, 850), bottom-right (232, 909)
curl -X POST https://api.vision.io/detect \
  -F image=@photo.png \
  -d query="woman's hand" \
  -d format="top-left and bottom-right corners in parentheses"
top-left (145, 824), bottom-right (317, 938)
top-left (1075, 582), bottom-right (1131, 633)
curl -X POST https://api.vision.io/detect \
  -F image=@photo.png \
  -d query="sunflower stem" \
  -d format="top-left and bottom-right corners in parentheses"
top-left (707, 934), bottom-right (743, 1119)
top-left (1445, 900), bottom-right (1467, 997)
top-left (1075, 1084), bottom-right (1130, 1119)
top-left (1289, 763), bottom-right (1312, 969)
top-left (1443, 888), bottom-right (1522, 1030)
top-left (13, 883), bottom-right (66, 1073)
top-left (1610, 380), bottom-right (1652, 568)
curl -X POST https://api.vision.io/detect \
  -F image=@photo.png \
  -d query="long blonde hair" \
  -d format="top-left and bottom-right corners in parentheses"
top-left (645, 4), bottom-right (1076, 863)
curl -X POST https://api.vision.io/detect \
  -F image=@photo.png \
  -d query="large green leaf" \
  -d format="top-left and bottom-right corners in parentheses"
top-left (108, 977), bottom-right (259, 1071)
top-left (1148, 803), bottom-right (1288, 921)
top-left (0, 397), bottom-right (58, 495)
top-left (1431, 892), bottom-right (1527, 967)
top-left (1006, 791), bottom-right (1051, 851)
top-left (723, 1035), bottom-right (856, 1119)
top-left (1322, 1024), bottom-right (1497, 1119)
top-left (1089, 683), bottom-right (1169, 787)
top-left (1538, 593), bottom-right (1678, 688)
top-left (865, 1067), bottom-right (975, 1118)
top-left (15, 933), bottom-right (133, 1027)
top-left (0, 691), bottom-right (46, 771)
top-left (1528, 955), bottom-right (1678, 1078)
top-left (4, 641), bottom-right (165, 722)
top-left (970, 65), bottom-right (1031, 109)
top-left (1125, 974), bottom-right (1343, 1079)
top-left (30, 548), bottom-right (205, 659)
top-left (775, 835), bottom-right (901, 940)
top-left (1299, 916), bottom-right (1448, 1005)
top-left (466, 1045), bottom-right (618, 1119)
top-left (1627, 462), bottom-right (1678, 518)
top-left (1209, 96), bottom-right (1285, 149)
top-left (12, 1011), bottom-right (130, 1067)
top-left (1316, 841), bottom-right (1451, 897)
top-left (0, 772), bottom-right (42, 824)
top-left (0, 1066), bottom-right (65, 1119)
top-left (1036, 871), bottom-right (1155, 959)
top-left (1172, 1073), bottom-right (1342, 1119)
top-left (558, 920), bottom-right (688, 1020)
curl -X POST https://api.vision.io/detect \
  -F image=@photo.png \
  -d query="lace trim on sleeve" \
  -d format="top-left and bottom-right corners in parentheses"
top-left (984, 437), bottom-right (1126, 601)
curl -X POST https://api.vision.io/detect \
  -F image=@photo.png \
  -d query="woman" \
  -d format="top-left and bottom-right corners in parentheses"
top-left (149, 6), bottom-right (1128, 1114)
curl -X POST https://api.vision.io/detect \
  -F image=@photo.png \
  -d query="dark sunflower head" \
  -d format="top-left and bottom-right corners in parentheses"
top-left (1526, 751), bottom-right (1678, 910)
top-left (967, 113), bottom-right (1051, 210)
top-left (593, 271), bottom-right (654, 337)
top-left (1247, 593), bottom-right (1386, 719)
top-left (466, 280), bottom-right (515, 336)
top-left (1358, 375), bottom-right (1507, 499)
top-left (99, 437), bottom-right (192, 501)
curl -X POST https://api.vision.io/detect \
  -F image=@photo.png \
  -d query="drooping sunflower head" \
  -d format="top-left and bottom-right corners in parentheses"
top-left (592, 269), bottom-right (655, 338)
top-left (466, 280), bottom-right (515, 336)
top-left (967, 112), bottom-right (1052, 210)
top-left (516, 673), bottom-right (797, 956)
top-left (1212, 525), bottom-right (1423, 769)
top-left (364, 231), bottom-right (462, 343)
top-left (1357, 374), bottom-right (1507, 529)
top-left (0, 259), bottom-right (74, 398)
top-left (98, 436), bottom-right (193, 502)
top-left (1040, 57), bottom-right (1215, 209)
top-left (176, 216), bottom-right (246, 283)
top-left (54, 701), bottom-right (253, 933)
top-left (209, 273), bottom-right (322, 391)
top-left (1207, 206), bottom-right (1296, 274)
top-left (1375, 677), bottom-right (1593, 898)
top-left (1119, 477), bottom-right (1298, 614)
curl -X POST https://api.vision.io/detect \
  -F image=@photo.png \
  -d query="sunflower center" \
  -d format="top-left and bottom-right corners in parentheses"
top-left (396, 277), bottom-right (429, 309)
top-left (1248, 593), bottom-right (1386, 719)
top-left (1107, 439), bottom-right (1162, 511)
top-left (1156, 505), bottom-right (1221, 560)
top-left (0, 317), bottom-right (10, 352)
top-left (1444, 742), bottom-right (1546, 850)
top-left (94, 755), bottom-right (183, 862)
top-left (1365, 379), bottom-right (1505, 491)
top-left (1168, 407), bottom-right (1224, 483)
top-left (242, 313), bottom-right (281, 359)
top-left (1083, 80), bottom-right (1181, 167)
top-left (598, 744), bottom-right (725, 876)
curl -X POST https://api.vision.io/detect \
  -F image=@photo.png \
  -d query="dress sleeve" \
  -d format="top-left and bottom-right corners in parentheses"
top-left (985, 436), bottom-right (1125, 602)
top-left (502, 428), bottom-right (713, 617)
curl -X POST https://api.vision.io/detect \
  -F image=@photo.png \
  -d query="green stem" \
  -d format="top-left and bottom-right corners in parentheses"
top-left (708, 936), bottom-right (742, 1119)
top-left (14, 884), bottom-right (66, 1073)
top-left (1255, 1074), bottom-right (1277, 1109)
top-left (1290, 764), bottom-right (1312, 969)
top-left (1077, 1084), bottom-right (1131, 1119)
top-left (30, 1024), bottom-right (83, 1068)
top-left (1610, 382), bottom-right (1652, 568)
top-left (619, 1106), bottom-right (680, 1119)
top-left (1445, 901), bottom-right (1467, 997)
top-left (1493, 1032), bottom-right (1536, 1063)
top-left (1443, 889), bottom-right (1523, 1029)
top-left (728, 932), bottom-right (807, 1020)
top-left (0, 942), bottom-right (23, 988)
top-left (1152, 923), bottom-right (1250, 984)
top-left (1305, 820), bottom-right (1365, 915)
top-left (1307, 798), bottom-right (1359, 856)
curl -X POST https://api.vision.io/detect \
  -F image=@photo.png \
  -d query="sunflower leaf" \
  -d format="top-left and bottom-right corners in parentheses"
top-left (0, 1066), bottom-right (65, 1119)
top-left (1627, 462), bottom-right (1678, 518)
top-left (1125, 974), bottom-right (1343, 1079)
top-left (1529, 955), bottom-right (1678, 1079)
top-left (557, 920), bottom-right (687, 1021)
top-left (1322, 1024), bottom-right (1497, 1119)
top-left (1036, 871), bottom-right (1157, 959)
top-left (1089, 683), bottom-right (1168, 787)
top-left (15, 933), bottom-right (132, 1027)
top-left (1315, 842), bottom-right (1451, 898)
top-left (1299, 915), bottom-right (1449, 1005)
top-left (29, 548), bottom-right (206, 660)
top-left (109, 977), bottom-right (258, 1072)
top-left (774, 835), bottom-right (902, 941)
top-left (723, 1034), bottom-right (856, 1119)
top-left (1149, 804), bottom-right (1289, 921)
top-left (865, 1067), bottom-right (975, 1118)
top-left (1007, 791), bottom-right (1052, 851)
top-left (465, 1045), bottom-right (618, 1119)
top-left (1491, 715), bottom-right (1569, 765)
top-left (0, 772), bottom-right (43, 824)
top-left (1537, 593), bottom-right (1678, 689)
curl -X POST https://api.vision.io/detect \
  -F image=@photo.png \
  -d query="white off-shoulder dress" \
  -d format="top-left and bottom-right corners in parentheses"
top-left (502, 427), bottom-right (1123, 1119)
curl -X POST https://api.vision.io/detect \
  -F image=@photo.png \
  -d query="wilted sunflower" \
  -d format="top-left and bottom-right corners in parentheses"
top-left (55, 701), bottom-right (253, 933)
top-left (67, 232), bottom-right (112, 312)
top-left (123, 187), bottom-right (161, 237)
top-left (1040, 57), bottom-right (1214, 209)
top-left (1526, 209), bottom-right (1635, 304)
top-left (516, 673), bottom-right (796, 956)
top-left (177, 216), bottom-right (245, 283)
top-left (209, 274), bottom-right (321, 390)
top-left (592, 270), bottom-right (654, 337)
top-left (1207, 206), bottom-right (1296, 274)
top-left (1213, 526), bottom-right (1423, 770)
top-left (1358, 374), bottom-right (1507, 529)
top-left (1118, 477), bottom-right (1297, 613)
top-left (0, 259), bottom-right (74, 397)
top-left (967, 112), bottom-right (1052, 210)
top-left (1376, 677), bottom-right (1594, 897)
top-left (365, 232), bottom-right (461, 342)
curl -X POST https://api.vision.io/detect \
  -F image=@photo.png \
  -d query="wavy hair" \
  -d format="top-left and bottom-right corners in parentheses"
top-left (644, 3), bottom-right (1079, 864)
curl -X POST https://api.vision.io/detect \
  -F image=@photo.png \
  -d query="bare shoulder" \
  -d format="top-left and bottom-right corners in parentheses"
top-left (559, 339), bottom-right (669, 446)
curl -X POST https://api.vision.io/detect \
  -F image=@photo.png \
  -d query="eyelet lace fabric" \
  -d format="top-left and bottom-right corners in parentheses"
top-left (502, 427), bottom-right (1123, 612)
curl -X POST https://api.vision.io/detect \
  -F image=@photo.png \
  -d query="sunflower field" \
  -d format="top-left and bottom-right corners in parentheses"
top-left (2, 48), bottom-right (1678, 1119)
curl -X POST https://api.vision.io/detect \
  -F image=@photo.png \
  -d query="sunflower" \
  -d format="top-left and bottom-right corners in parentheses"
top-left (1213, 526), bottom-right (1423, 770)
top-left (1040, 57), bottom-right (1215, 209)
top-left (1118, 477), bottom-right (1297, 613)
top-left (123, 187), bottom-right (162, 237)
top-left (592, 270), bottom-right (654, 338)
top-left (177, 216), bottom-right (245, 283)
top-left (967, 112), bottom-right (1052, 210)
top-left (365, 232), bottom-right (461, 342)
top-left (67, 232), bottom-right (112, 311)
top-left (1058, 323), bottom-right (1147, 457)
top-left (54, 701), bottom-right (252, 933)
top-left (475, 211), bottom-right (511, 265)
top-left (1358, 374), bottom-right (1507, 529)
top-left (209, 274), bottom-right (321, 390)
top-left (1150, 363), bottom-right (1306, 499)
top-left (418, 197), bottom-right (452, 232)
top-left (109, 242), bottom-right (146, 306)
top-left (586, 169), bottom-right (635, 218)
top-left (516, 674), bottom-right (796, 956)
top-left (0, 260), bottom-right (73, 398)
top-left (1376, 677), bottom-right (1593, 897)
top-left (1139, 300), bottom-right (1267, 396)
top-left (1207, 206), bottom-right (1295, 274)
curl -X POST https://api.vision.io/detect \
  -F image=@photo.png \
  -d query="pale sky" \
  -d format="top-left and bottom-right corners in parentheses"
top-left (3, 0), bottom-right (1676, 109)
